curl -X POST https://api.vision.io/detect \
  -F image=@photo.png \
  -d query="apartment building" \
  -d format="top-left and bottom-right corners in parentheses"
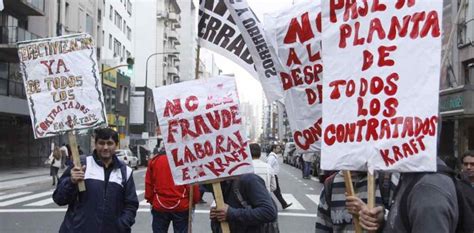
top-left (439, 0), bottom-right (474, 159)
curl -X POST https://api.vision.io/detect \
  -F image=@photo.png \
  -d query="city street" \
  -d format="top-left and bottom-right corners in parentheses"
top-left (0, 159), bottom-right (321, 233)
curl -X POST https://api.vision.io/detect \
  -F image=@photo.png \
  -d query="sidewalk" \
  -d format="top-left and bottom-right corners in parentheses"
top-left (0, 166), bottom-right (55, 191)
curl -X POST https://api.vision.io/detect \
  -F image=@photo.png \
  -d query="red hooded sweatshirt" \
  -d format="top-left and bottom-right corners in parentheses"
top-left (145, 154), bottom-right (200, 212)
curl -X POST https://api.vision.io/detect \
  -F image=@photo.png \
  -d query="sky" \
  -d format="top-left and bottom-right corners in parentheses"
top-left (201, 0), bottom-right (298, 133)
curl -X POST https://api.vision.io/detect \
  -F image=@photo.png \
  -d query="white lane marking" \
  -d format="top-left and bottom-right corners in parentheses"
top-left (0, 192), bottom-right (32, 201)
top-left (281, 194), bottom-right (305, 210)
top-left (0, 208), bottom-right (317, 217)
top-left (311, 177), bottom-right (318, 182)
top-left (303, 183), bottom-right (307, 186)
top-left (0, 191), bottom-right (53, 207)
top-left (309, 187), bottom-right (314, 191)
top-left (24, 197), bottom-right (54, 206)
top-left (306, 194), bottom-right (320, 205)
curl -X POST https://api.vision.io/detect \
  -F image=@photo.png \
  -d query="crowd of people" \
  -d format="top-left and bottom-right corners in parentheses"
top-left (50, 128), bottom-right (474, 233)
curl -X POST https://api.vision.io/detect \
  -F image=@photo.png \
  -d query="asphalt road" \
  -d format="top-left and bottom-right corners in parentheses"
top-left (0, 159), bottom-right (322, 233)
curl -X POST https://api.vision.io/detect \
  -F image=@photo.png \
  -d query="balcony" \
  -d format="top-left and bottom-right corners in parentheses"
top-left (0, 27), bottom-right (41, 62)
top-left (166, 28), bottom-right (179, 40)
top-left (168, 66), bottom-right (178, 75)
top-left (165, 47), bottom-right (179, 55)
top-left (1, 26), bottom-right (41, 44)
top-left (3, 0), bottom-right (45, 16)
top-left (168, 12), bottom-right (180, 22)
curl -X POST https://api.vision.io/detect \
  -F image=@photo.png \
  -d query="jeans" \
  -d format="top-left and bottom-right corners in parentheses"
top-left (151, 209), bottom-right (189, 233)
top-left (303, 161), bottom-right (312, 178)
top-left (272, 175), bottom-right (288, 207)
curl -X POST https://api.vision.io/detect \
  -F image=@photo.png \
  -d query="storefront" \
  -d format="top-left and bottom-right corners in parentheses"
top-left (439, 85), bottom-right (474, 160)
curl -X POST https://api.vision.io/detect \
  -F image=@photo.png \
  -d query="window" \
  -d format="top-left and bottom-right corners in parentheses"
top-left (102, 30), bottom-right (105, 46)
top-left (114, 11), bottom-right (122, 29)
top-left (127, 26), bottom-right (131, 40)
top-left (98, 9), bottom-right (102, 22)
top-left (65, 3), bottom-right (70, 26)
top-left (109, 6), bottom-right (113, 20)
top-left (126, 50), bottom-right (131, 59)
top-left (119, 85), bottom-right (124, 104)
top-left (86, 14), bottom-right (93, 35)
top-left (127, 0), bottom-right (132, 15)
top-left (124, 87), bottom-right (129, 103)
top-left (123, 21), bottom-right (126, 33)
top-left (114, 38), bottom-right (121, 57)
top-left (109, 34), bottom-right (112, 49)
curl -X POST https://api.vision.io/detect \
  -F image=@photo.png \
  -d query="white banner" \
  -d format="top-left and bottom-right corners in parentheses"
top-left (264, 0), bottom-right (323, 152)
top-left (153, 76), bottom-right (254, 185)
top-left (198, 0), bottom-right (284, 102)
top-left (321, 0), bottom-right (442, 172)
top-left (17, 34), bottom-right (107, 139)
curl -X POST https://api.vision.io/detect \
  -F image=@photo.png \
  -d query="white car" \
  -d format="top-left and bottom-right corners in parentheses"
top-left (116, 149), bottom-right (139, 169)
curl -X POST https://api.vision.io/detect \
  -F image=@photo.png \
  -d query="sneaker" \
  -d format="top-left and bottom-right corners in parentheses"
top-left (283, 203), bottom-right (293, 209)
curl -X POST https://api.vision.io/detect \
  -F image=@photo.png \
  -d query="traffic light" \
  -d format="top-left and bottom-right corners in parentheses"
top-left (126, 57), bottom-right (134, 76)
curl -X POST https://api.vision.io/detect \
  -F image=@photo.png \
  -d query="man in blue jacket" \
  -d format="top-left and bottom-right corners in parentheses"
top-left (53, 128), bottom-right (139, 233)
top-left (210, 173), bottom-right (278, 233)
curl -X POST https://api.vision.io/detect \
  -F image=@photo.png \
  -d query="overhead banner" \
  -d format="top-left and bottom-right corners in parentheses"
top-left (264, 0), bottom-right (323, 152)
top-left (153, 76), bottom-right (254, 185)
top-left (198, 0), bottom-right (284, 102)
top-left (321, 1), bottom-right (442, 171)
top-left (17, 34), bottom-right (107, 139)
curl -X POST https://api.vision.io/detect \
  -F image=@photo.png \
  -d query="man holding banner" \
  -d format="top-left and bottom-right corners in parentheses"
top-left (53, 128), bottom-right (139, 233)
top-left (359, 158), bottom-right (458, 233)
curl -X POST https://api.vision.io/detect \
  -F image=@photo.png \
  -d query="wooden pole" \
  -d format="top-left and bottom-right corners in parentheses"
top-left (67, 132), bottom-right (86, 192)
top-left (195, 45), bottom-right (201, 80)
top-left (187, 185), bottom-right (194, 233)
top-left (342, 171), bottom-right (362, 233)
top-left (212, 182), bottom-right (230, 233)
top-left (367, 172), bottom-right (376, 233)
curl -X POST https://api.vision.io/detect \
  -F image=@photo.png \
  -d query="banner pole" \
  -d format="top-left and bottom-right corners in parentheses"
top-left (367, 171), bottom-right (376, 233)
top-left (67, 132), bottom-right (86, 192)
top-left (342, 171), bottom-right (362, 233)
top-left (195, 45), bottom-right (201, 80)
top-left (212, 182), bottom-right (230, 233)
top-left (187, 185), bottom-right (194, 233)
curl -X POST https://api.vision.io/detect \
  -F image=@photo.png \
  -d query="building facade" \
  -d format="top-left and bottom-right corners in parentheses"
top-left (440, 0), bottom-right (474, 160)
top-left (0, 0), bottom-right (103, 168)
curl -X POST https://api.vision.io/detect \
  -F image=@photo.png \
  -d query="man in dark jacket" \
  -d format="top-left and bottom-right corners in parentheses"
top-left (53, 128), bottom-right (139, 233)
top-left (210, 173), bottom-right (278, 233)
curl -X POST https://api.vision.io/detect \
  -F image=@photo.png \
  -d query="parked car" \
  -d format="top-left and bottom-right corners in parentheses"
top-left (311, 153), bottom-right (336, 183)
top-left (282, 142), bottom-right (296, 164)
top-left (116, 149), bottom-right (139, 169)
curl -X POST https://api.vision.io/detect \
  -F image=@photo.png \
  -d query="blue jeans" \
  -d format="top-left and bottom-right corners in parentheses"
top-left (303, 161), bottom-right (312, 178)
top-left (151, 209), bottom-right (189, 233)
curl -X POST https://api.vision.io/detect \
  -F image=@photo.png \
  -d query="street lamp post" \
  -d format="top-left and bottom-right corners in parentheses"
top-left (143, 52), bottom-right (179, 134)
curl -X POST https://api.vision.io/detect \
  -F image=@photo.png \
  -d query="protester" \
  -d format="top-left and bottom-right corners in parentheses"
top-left (266, 144), bottom-right (292, 209)
top-left (53, 128), bottom-right (139, 233)
top-left (302, 152), bottom-right (315, 179)
top-left (315, 171), bottom-right (385, 232)
top-left (210, 173), bottom-right (278, 233)
top-left (60, 144), bottom-right (69, 169)
top-left (250, 143), bottom-right (276, 192)
top-left (461, 150), bottom-right (474, 186)
top-left (49, 146), bottom-right (62, 186)
top-left (358, 157), bottom-right (459, 233)
top-left (145, 147), bottom-right (200, 233)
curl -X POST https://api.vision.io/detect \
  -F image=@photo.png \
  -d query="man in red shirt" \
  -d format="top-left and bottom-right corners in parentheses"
top-left (145, 149), bottom-right (200, 233)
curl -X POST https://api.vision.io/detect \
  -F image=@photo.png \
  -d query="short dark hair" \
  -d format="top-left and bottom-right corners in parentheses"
top-left (94, 128), bottom-right (119, 144)
top-left (249, 143), bottom-right (261, 159)
top-left (269, 144), bottom-right (279, 153)
top-left (462, 150), bottom-right (474, 163)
